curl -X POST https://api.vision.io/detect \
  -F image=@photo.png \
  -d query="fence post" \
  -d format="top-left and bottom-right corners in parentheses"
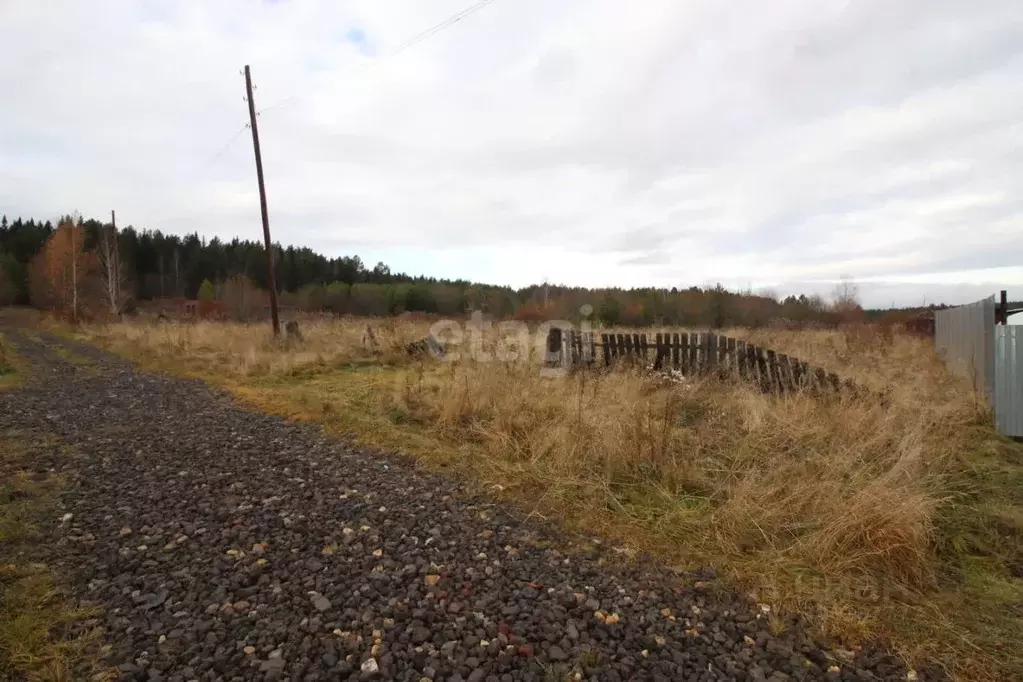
top-left (689, 332), bottom-right (699, 375)
top-left (790, 357), bottom-right (805, 390)
top-left (705, 333), bottom-right (716, 375)
top-left (765, 349), bottom-right (779, 394)
top-left (756, 346), bottom-right (770, 393)
top-left (777, 353), bottom-right (792, 393)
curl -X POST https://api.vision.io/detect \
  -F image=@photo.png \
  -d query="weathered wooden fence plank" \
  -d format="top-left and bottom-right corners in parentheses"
top-left (689, 332), bottom-right (699, 374)
top-left (755, 346), bottom-right (769, 392)
top-left (705, 333), bottom-right (717, 374)
top-left (777, 353), bottom-right (792, 393)
top-left (765, 349), bottom-right (779, 393)
top-left (790, 357), bottom-right (805, 389)
top-left (587, 327), bottom-right (859, 398)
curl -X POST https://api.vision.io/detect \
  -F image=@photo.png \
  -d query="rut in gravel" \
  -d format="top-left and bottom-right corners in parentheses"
top-left (0, 329), bottom-right (927, 682)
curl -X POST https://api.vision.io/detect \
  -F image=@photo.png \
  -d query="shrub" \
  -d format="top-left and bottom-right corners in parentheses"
top-left (197, 279), bottom-right (215, 302)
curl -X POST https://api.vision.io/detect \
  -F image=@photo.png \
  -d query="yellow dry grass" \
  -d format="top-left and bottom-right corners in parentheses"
top-left (75, 317), bottom-right (1023, 681)
top-left (0, 435), bottom-right (112, 681)
top-left (0, 333), bottom-right (19, 389)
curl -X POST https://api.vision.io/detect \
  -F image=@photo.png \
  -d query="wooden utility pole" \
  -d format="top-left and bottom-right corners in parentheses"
top-left (244, 64), bottom-right (281, 337)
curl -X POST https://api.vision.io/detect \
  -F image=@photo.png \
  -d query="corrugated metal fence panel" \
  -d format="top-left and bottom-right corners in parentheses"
top-left (934, 295), bottom-right (995, 398)
top-left (994, 326), bottom-right (1023, 438)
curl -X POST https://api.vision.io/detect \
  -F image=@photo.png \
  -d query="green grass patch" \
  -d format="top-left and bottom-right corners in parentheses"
top-left (46, 343), bottom-right (93, 368)
top-left (0, 436), bottom-right (112, 681)
top-left (0, 333), bottom-right (19, 388)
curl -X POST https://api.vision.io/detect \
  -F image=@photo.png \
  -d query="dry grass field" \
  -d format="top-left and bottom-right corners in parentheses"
top-left (74, 316), bottom-right (1023, 680)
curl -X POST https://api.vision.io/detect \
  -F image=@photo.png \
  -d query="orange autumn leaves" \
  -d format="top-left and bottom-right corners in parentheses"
top-left (29, 217), bottom-right (98, 320)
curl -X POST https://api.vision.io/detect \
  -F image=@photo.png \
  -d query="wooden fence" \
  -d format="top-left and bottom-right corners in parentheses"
top-left (550, 329), bottom-right (854, 395)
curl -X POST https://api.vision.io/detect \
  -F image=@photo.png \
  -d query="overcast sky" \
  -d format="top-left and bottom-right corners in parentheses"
top-left (2, 0), bottom-right (1022, 307)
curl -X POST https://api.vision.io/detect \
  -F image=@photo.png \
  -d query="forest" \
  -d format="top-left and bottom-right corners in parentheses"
top-left (0, 212), bottom-right (935, 326)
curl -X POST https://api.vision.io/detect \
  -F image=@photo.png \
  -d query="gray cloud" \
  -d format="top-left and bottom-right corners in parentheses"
top-left (2, 0), bottom-right (1022, 308)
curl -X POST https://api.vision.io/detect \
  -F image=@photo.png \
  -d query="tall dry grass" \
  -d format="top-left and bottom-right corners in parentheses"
top-left (85, 317), bottom-right (432, 378)
top-left (77, 317), bottom-right (1023, 680)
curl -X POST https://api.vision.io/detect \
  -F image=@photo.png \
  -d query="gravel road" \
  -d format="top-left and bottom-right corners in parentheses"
top-left (0, 329), bottom-right (925, 681)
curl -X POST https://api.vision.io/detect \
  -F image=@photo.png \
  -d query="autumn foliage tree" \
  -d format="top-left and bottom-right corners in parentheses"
top-left (29, 216), bottom-right (98, 320)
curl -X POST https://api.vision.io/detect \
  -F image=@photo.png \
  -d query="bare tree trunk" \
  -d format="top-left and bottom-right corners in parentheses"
top-left (70, 223), bottom-right (78, 322)
top-left (173, 248), bottom-right (180, 297)
top-left (98, 211), bottom-right (125, 315)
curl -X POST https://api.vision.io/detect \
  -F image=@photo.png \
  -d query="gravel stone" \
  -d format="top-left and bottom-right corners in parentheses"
top-left (0, 330), bottom-right (940, 681)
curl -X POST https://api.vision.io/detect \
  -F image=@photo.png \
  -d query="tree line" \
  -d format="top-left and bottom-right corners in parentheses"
top-left (1, 212), bottom-right (870, 326)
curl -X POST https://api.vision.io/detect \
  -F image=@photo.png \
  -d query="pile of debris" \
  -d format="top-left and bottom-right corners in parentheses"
top-left (361, 325), bottom-right (445, 359)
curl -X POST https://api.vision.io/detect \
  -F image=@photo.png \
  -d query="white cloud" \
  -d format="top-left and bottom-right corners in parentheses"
top-left (2, 0), bottom-right (1022, 307)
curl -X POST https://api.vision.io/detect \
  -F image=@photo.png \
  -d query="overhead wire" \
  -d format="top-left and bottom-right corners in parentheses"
top-left (142, 123), bottom-right (250, 229)
top-left (258, 0), bottom-right (501, 116)
top-left (389, 0), bottom-right (499, 56)
top-left (186, 124), bottom-right (249, 183)
top-left (146, 0), bottom-right (503, 229)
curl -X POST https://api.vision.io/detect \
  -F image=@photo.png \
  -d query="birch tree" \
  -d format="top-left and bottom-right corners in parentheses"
top-left (97, 210), bottom-right (128, 315)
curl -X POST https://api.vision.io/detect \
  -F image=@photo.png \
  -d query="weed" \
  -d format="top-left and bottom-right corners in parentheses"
top-left (0, 333), bottom-right (20, 389)
top-left (0, 437), bottom-right (112, 680)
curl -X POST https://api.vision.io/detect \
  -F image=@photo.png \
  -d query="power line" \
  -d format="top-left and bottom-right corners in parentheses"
top-left (390, 0), bottom-right (498, 56)
top-left (258, 0), bottom-right (500, 116)
top-left (141, 123), bottom-right (249, 230)
top-left (147, 0), bottom-right (503, 231)
top-left (189, 124), bottom-right (249, 180)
